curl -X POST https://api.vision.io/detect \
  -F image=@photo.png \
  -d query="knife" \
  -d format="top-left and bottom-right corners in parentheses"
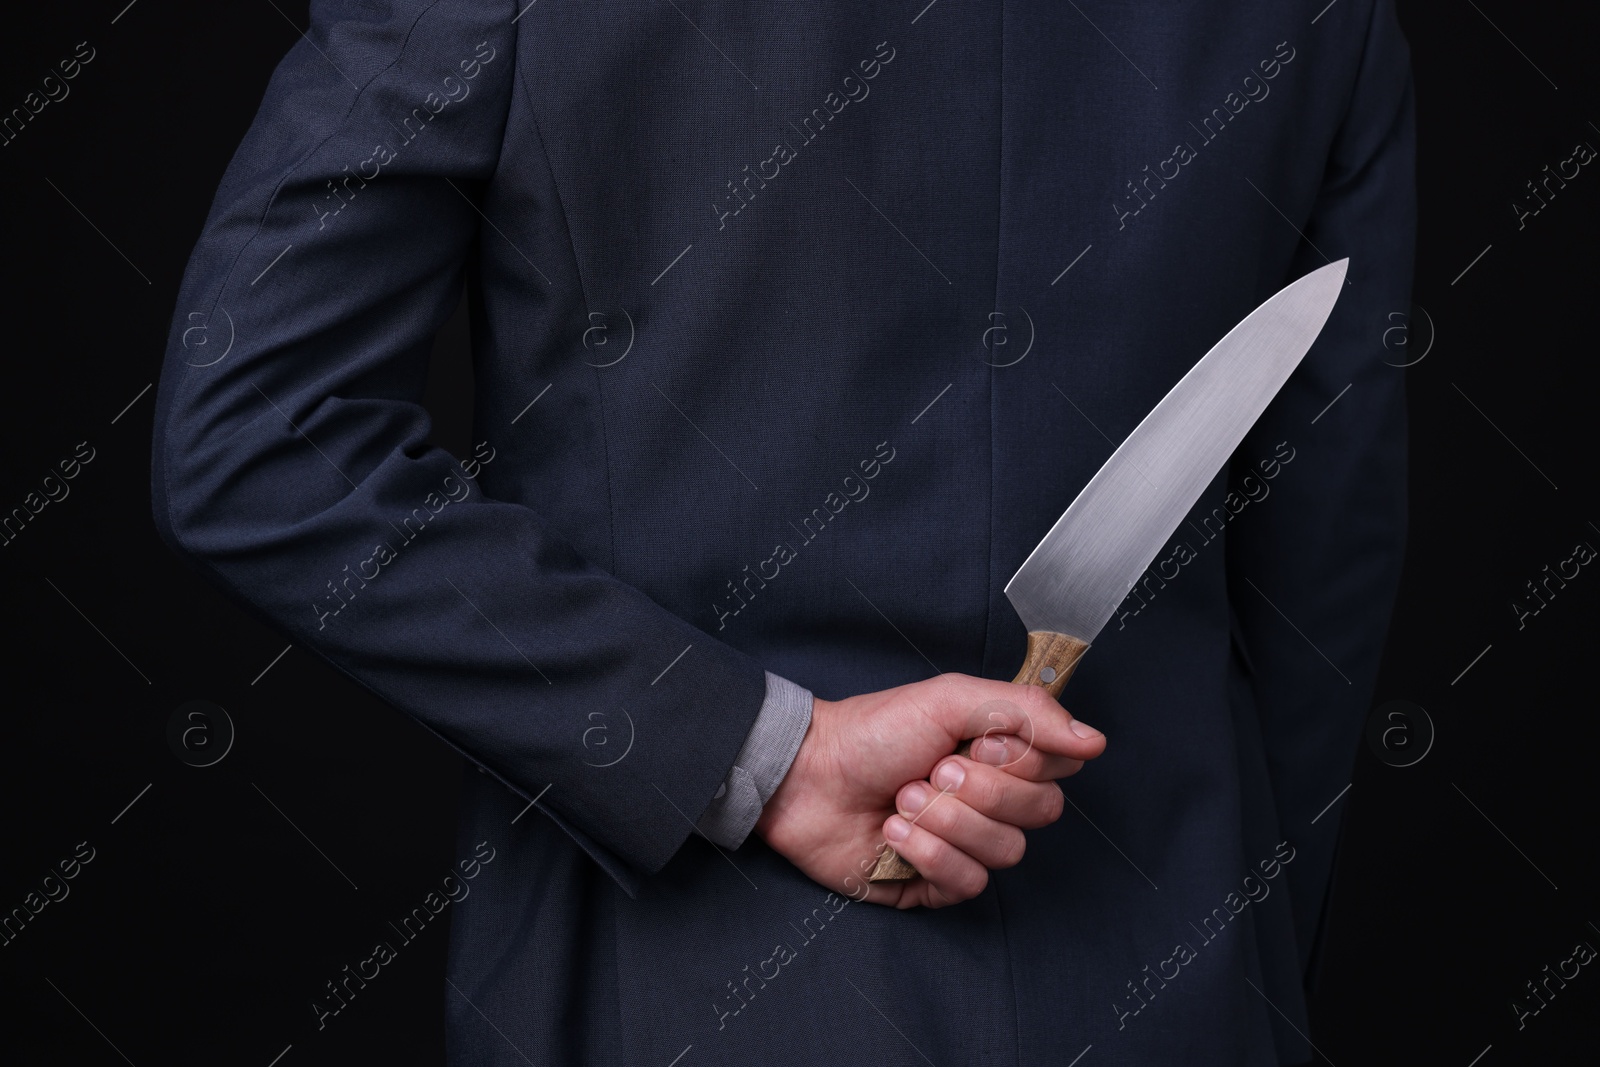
top-left (869, 258), bottom-right (1350, 881)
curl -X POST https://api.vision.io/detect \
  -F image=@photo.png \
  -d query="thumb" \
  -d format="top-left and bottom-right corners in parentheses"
top-left (928, 675), bottom-right (1105, 760)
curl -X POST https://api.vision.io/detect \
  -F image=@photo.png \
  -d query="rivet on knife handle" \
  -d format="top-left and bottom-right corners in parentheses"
top-left (867, 632), bottom-right (1091, 882)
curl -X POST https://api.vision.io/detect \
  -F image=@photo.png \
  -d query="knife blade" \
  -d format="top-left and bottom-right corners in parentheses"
top-left (870, 258), bottom-right (1349, 881)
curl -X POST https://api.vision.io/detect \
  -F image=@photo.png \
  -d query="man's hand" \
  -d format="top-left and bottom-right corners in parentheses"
top-left (753, 673), bottom-right (1106, 909)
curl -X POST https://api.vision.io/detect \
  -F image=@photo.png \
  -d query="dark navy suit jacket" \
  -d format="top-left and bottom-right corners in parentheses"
top-left (152, 1), bottom-right (1414, 1063)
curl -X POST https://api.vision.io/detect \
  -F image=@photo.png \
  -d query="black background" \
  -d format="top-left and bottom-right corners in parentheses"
top-left (1, 2), bottom-right (1594, 1064)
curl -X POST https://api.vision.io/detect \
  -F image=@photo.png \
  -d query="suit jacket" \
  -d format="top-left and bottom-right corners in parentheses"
top-left (151, 1), bottom-right (1414, 1063)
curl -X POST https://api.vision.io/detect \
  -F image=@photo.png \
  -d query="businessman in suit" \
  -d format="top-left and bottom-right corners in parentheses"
top-left (153, 1), bottom-right (1413, 1063)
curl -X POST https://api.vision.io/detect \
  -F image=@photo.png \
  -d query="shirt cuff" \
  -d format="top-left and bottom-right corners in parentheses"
top-left (694, 671), bottom-right (813, 850)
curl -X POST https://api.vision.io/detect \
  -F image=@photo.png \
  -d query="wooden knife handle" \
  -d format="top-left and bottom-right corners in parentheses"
top-left (867, 631), bottom-right (1091, 882)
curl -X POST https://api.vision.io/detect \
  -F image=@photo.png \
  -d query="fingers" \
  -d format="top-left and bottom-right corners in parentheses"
top-left (966, 732), bottom-right (1085, 781)
top-left (878, 755), bottom-right (1064, 906)
top-left (826, 674), bottom-right (1108, 912)
top-left (881, 813), bottom-right (989, 904)
top-left (864, 755), bottom-right (1067, 910)
top-left (894, 779), bottom-right (1028, 870)
top-left (906, 756), bottom-right (1064, 831)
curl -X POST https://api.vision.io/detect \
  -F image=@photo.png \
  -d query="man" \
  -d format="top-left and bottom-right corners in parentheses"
top-left (152, 1), bottom-right (1413, 1063)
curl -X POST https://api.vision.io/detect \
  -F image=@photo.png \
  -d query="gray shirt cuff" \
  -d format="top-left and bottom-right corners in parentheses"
top-left (694, 671), bottom-right (813, 850)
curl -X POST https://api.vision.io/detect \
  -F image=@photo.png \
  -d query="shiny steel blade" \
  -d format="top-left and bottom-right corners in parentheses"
top-left (1004, 258), bottom-right (1348, 642)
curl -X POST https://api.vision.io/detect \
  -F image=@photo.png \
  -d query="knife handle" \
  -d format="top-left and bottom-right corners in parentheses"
top-left (867, 631), bottom-right (1091, 882)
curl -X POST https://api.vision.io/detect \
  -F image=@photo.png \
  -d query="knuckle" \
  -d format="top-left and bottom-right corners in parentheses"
top-left (1003, 690), bottom-right (1056, 742)
top-left (938, 673), bottom-right (986, 705)
top-left (918, 797), bottom-right (958, 836)
top-left (914, 831), bottom-right (952, 874)
top-left (1005, 784), bottom-right (1055, 829)
top-left (1046, 783), bottom-right (1066, 820)
top-left (1013, 683), bottom-right (1056, 718)
top-left (969, 768), bottom-right (1006, 812)
top-left (1007, 747), bottom-right (1042, 777)
top-left (994, 829), bottom-right (1026, 869)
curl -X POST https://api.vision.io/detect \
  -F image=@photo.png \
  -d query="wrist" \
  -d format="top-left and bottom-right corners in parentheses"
top-left (755, 696), bottom-right (830, 845)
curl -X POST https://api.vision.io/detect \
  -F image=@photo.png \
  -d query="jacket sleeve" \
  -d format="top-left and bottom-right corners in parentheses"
top-left (1225, 0), bottom-right (1416, 972)
top-left (149, 0), bottom-right (767, 893)
top-left (694, 673), bottom-right (813, 849)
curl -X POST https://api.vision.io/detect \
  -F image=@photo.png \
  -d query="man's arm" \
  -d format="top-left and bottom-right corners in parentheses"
top-left (151, 1), bottom-right (768, 888)
top-left (1225, 0), bottom-right (1416, 972)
